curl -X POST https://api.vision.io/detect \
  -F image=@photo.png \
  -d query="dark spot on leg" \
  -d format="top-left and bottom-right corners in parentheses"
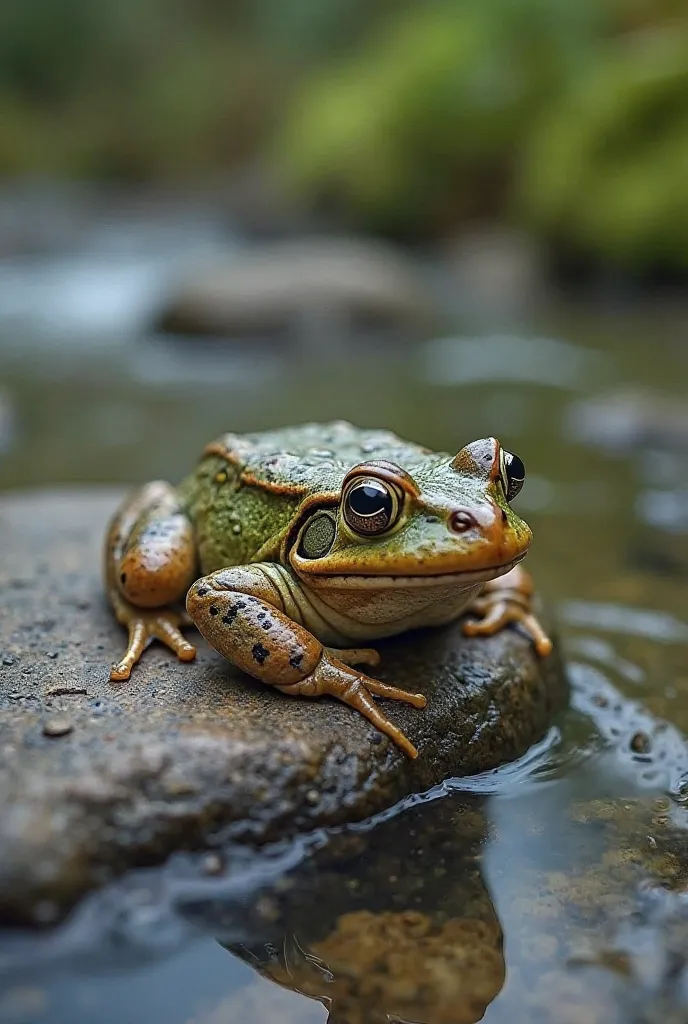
top-left (252, 643), bottom-right (270, 665)
top-left (120, 573), bottom-right (127, 585)
top-left (236, 601), bottom-right (247, 610)
top-left (196, 586), bottom-right (210, 597)
top-left (222, 606), bottom-right (238, 625)
top-left (289, 651), bottom-right (303, 670)
top-left (209, 606), bottom-right (219, 616)
top-left (261, 620), bottom-right (272, 630)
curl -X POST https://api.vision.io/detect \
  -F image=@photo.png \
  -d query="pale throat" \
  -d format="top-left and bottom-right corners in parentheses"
top-left (297, 574), bottom-right (485, 644)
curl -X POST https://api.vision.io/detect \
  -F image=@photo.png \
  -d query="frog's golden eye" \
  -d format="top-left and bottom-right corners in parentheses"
top-left (343, 477), bottom-right (400, 536)
top-left (499, 449), bottom-right (526, 502)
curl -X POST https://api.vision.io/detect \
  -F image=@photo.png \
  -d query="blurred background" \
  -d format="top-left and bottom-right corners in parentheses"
top-left (2, 2), bottom-right (688, 1021)
top-left (1, 0), bottom-right (687, 259)
top-left (0, 0), bottom-right (687, 490)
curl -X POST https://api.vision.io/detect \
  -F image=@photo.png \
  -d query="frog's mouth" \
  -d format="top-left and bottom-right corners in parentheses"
top-left (300, 553), bottom-right (525, 589)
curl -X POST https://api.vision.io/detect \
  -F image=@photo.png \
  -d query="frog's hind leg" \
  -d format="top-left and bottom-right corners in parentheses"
top-left (105, 482), bottom-right (198, 681)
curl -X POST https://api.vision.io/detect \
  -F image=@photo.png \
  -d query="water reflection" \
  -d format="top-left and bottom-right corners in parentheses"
top-left (232, 909), bottom-right (504, 1024)
top-left (214, 794), bottom-right (505, 1024)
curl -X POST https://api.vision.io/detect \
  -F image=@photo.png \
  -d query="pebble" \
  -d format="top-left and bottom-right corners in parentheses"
top-left (42, 717), bottom-right (74, 738)
top-left (630, 731), bottom-right (652, 755)
top-left (200, 852), bottom-right (224, 876)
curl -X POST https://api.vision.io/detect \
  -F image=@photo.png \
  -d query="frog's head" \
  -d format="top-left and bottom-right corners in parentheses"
top-left (288, 438), bottom-right (532, 591)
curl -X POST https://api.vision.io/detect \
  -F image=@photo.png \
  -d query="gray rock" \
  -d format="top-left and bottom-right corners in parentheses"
top-left (440, 227), bottom-right (546, 324)
top-left (566, 389), bottom-right (688, 453)
top-left (0, 388), bottom-right (15, 455)
top-left (0, 488), bottom-right (567, 924)
top-left (156, 238), bottom-right (438, 338)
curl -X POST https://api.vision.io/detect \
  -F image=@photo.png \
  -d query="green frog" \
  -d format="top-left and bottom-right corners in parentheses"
top-left (105, 422), bottom-right (551, 759)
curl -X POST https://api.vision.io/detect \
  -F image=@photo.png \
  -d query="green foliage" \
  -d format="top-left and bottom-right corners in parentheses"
top-left (518, 25), bottom-right (688, 268)
top-left (0, 0), bottom-right (281, 179)
top-left (277, 0), bottom-right (688, 266)
top-left (276, 0), bottom-right (606, 231)
top-left (0, 0), bottom-right (686, 268)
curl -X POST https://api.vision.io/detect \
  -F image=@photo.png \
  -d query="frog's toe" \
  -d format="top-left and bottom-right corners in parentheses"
top-left (520, 613), bottom-right (553, 657)
top-left (111, 660), bottom-right (134, 682)
top-left (110, 610), bottom-right (196, 682)
top-left (110, 620), bottom-right (148, 681)
top-left (463, 601), bottom-right (552, 657)
top-left (462, 600), bottom-right (510, 639)
top-left (149, 618), bottom-right (197, 661)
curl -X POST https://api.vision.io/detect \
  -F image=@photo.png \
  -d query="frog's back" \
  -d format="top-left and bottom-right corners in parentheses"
top-left (183, 421), bottom-right (435, 573)
top-left (207, 420), bottom-right (434, 493)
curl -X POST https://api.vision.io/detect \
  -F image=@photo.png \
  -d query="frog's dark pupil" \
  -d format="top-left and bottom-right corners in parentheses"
top-left (503, 451), bottom-right (526, 501)
top-left (349, 482), bottom-right (391, 518)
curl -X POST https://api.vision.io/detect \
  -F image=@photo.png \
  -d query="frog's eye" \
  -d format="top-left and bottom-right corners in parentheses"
top-left (499, 449), bottom-right (526, 502)
top-left (343, 477), bottom-right (400, 536)
top-left (298, 512), bottom-right (337, 559)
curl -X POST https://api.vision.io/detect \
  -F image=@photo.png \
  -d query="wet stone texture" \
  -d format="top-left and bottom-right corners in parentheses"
top-left (0, 489), bottom-right (567, 924)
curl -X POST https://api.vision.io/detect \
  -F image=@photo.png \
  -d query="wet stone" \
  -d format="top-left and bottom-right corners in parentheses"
top-left (0, 488), bottom-right (567, 924)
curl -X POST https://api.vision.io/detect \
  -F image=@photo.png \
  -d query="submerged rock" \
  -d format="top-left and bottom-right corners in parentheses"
top-left (0, 488), bottom-right (566, 924)
top-left (156, 238), bottom-right (437, 339)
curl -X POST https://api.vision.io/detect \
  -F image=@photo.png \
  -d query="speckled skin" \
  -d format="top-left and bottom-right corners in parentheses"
top-left (105, 422), bottom-right (551, 757)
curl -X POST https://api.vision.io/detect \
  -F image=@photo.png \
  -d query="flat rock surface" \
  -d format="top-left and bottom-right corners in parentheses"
top-left (0, 488), bottom-right (567, 924)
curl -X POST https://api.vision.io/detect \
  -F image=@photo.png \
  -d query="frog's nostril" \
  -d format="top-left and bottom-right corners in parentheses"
top-left (450, 510), bottom-right (477, 534)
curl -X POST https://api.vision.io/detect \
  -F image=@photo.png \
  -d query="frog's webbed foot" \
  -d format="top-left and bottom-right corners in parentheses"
top-left (462, 564), bottom-right (552, 657)
top-left (110, 595), bottom-right (196, 681)
top-left (279, 652), bottom-right (426, 760)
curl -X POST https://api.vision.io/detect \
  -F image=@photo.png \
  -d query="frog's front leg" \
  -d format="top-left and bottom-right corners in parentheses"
top-left (105, 482), bottom-right (198, 681)
top-left (186, 566), bottom-right (426, 759)
top-left (462, 564), bottom-right (552, 656)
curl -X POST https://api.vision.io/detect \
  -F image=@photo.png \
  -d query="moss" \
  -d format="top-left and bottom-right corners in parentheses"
top-left (518, 24), bottom-right (688, 269)
top-left (276, 1), bottom-right (688, 267)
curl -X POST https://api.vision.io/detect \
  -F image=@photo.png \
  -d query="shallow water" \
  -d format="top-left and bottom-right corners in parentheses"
top-left (1, 203), bottom-right (688, 1022)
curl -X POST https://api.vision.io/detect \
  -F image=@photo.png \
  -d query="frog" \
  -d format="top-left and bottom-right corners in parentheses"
top-left (104, 421), bottom-right (551, 759)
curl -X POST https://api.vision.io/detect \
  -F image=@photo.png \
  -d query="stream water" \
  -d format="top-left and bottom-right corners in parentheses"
top-left (1, 198), bottom-right (688, 1022)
